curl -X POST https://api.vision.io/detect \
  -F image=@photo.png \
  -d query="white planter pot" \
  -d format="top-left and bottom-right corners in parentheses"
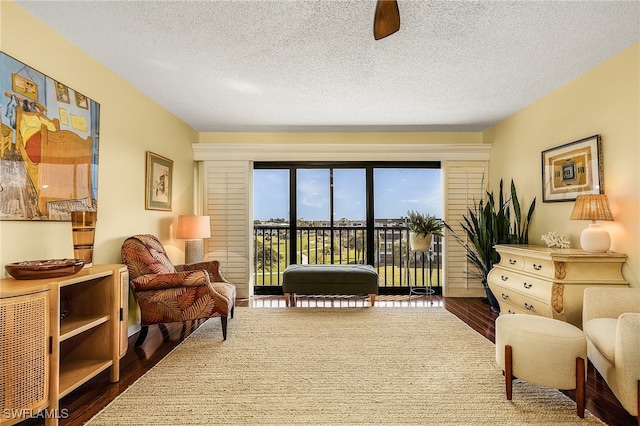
top-left (409, 232), bottom-right (433, 252)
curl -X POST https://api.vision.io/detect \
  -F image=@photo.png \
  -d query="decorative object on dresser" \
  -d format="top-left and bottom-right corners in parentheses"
top-left (541, 134), bottom-right (603, 203)
top-left (488, 244), bottom-right (628, 328)
top-left (569, 194), bottom-right (614, 253)
top-left (4, 258), bottom-right (84, 280)
top-left (176, 215), bottom-right (211, 264)
top-left (541, 232), bottom-right (570, 249)
top-left (0, 264), bottom-right (128, 426)
top-left (445, 179), bottom-right (535, 312)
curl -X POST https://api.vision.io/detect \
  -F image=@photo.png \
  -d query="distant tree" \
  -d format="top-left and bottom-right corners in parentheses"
top-left (255, 240), bottom-right (283, 271)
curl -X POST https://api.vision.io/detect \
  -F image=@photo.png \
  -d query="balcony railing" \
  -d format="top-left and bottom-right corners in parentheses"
top-left (254, 225), bottom-right (442, 293)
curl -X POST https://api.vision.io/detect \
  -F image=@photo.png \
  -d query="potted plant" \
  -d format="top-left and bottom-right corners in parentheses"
top-left (445, 179), bottom-right (535, 312)
top-left (406, 210), bottom-right (445, 252)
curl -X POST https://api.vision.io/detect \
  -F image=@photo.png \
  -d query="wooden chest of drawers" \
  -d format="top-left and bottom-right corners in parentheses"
top-left (488, 245), bottom-right (628, 328)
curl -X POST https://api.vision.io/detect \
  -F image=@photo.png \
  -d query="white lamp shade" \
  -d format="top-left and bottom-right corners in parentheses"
top-left (176, 215), bottom-right (211, 239)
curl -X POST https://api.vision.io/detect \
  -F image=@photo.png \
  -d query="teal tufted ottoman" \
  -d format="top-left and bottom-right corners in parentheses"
top-left (282, 264), bottom-right (379, 307)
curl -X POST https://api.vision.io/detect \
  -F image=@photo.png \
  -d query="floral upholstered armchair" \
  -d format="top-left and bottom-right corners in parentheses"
top-left (121, 234), bottom-right (236, 346)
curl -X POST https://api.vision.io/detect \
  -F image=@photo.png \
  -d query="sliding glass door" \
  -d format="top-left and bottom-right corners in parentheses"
top-left (253, 162), bottom-right (441, 293)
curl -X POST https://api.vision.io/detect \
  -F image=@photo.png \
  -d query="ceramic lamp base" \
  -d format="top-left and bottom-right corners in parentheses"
top-left (580, 223), bottom-right (611, 253)
top-left (185, 239), bottom-right (204, 264)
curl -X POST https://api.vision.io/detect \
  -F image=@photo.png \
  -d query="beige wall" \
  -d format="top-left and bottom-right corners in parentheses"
top-left (484, 43), bottom-right (639, 287)
top-left (0, 1), bottom-right (199, 273)
top-left (0, 2), bottom-right (199, 327)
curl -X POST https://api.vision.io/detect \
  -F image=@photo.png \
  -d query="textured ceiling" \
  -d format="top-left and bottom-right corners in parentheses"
top-left (15, 0), bottom-right (640, 133)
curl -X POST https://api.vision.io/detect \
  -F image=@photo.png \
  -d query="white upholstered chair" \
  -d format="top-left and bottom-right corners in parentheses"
top-left (582, 287), bottom-right (640, 422)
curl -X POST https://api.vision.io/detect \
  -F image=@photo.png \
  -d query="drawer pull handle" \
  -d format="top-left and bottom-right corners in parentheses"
top-left (523, 282), bottom-right (533, 289)
top-left (501, 275), bottom-right (508, 281)
top-left (501, 293), bottom-right (509, 300)
top-left (533, 264), bottom-right (542, 271)
top-left (508, 259), bottom-right (517, 265)
top-left (524, 303), bottom-right (534, 311)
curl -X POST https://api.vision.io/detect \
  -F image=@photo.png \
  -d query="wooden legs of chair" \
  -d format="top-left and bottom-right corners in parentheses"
top-left (134, 325), bottom-right (149, 347)
top-left (220, 305), bottom-right (235, 341)
top-left (503, 344), bottom-right (585, 418)
top-left (136, 305), bottom-right (234, 346)
top-left (505, 345), bottom-right (513, 400)
top-left (636, 379), bottom-right (639, 426)
top-left (576, 357), bottom-right (586, 418)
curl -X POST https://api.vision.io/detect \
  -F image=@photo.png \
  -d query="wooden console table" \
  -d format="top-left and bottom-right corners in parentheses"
top-left (0, 264), bottom-right (128, 425)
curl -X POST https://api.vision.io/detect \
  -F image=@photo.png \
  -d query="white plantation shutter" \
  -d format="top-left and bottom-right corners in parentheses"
top-left (203, 161), bottom-right (251, 298)
top-left (443, 161), bottom-right (488, 297)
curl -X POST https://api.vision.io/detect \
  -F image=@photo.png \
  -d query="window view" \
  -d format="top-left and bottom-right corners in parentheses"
top-left (253, 163), bottom-right (442, 293)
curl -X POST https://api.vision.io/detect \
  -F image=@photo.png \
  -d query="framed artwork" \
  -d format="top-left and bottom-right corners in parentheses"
top-left (12, 73), bottom-right (38, 101)
top-left (145, 151), bottom-right (173, 211)
top-left (55, 81), bottom-right (70, 103)
top-left (1, 52), bottom-right (100, 221)
top-left (75, 91), bottom-right (89, 109)
top-left (541, 134), bottom-right (603, 202)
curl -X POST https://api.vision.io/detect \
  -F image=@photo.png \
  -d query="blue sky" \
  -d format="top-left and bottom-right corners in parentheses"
top-left (253, 168), bottom-right (442, 221)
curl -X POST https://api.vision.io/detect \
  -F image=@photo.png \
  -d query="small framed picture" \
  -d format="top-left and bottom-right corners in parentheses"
top-left (12, 73), bottom-right (38, 101)
top-left (541, 135), bottom-right (603, 202)
top-left (55, 81), bottom-right (70, 103)
top-left (75, 91), bottom-right (89, 109)
top-left (145, 151), bottom-right (173, 211)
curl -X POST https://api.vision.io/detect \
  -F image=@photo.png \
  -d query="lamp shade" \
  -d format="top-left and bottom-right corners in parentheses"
top-left (176, 215), bottom-right (211, 239)
top-left (569, 194), bottom-right (613, 221)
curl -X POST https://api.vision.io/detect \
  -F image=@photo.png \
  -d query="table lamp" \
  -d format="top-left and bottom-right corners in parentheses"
top-left (176, 215), bottom-right (211, 264)
top-left (569, 194), bottom-right (613, 253)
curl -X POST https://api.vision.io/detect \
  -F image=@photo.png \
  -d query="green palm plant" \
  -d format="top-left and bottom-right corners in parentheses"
top-left (445, 179), bottom-right (535, 311)
top-left (406, 210), bottom-right (445, 237)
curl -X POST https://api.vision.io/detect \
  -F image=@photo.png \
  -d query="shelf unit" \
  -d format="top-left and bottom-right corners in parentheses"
top-left (0, 264), bottom-right (128, 426)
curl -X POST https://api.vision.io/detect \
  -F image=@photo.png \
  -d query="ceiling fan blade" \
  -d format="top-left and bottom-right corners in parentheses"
top-left (373, 0), bottom-right (400, 40)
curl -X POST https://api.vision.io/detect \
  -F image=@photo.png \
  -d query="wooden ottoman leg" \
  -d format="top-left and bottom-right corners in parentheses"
top-left (370, 294), bottom-right (376, 307)
top-left (505, 344), bottom-right (513, 400)
top-left (576, 357), bottom-right (585, 418)
top-left (284, 293), bottom-right (290, 307)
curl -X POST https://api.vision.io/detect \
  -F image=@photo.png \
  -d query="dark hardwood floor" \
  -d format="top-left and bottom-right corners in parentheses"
top-left (21, 296), bottom-right (636, 425)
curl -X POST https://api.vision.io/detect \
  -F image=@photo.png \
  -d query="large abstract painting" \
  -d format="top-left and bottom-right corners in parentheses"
top-left (0, 52), bottom-right (100, 221)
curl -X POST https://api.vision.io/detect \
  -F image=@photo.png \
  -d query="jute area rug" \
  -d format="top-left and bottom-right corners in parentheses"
top-left (88, 308), bottom-right (603, 425)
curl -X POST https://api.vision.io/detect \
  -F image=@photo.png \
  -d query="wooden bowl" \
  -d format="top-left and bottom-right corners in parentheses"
top-left (5, 259), bottom-right (85, 280)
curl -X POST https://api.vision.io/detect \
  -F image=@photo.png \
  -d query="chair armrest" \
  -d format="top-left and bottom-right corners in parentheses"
top-left (176, 260), bottom-right (231, 283)
top-left (130, 270), bottom-right (210, 292)
top-left (583, 287), bottom-right (640, 325)
top-left (616, 313), bottom-right (640, 372)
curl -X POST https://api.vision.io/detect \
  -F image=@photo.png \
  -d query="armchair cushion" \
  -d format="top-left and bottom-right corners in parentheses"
top-left (130, 270), bottom-right (211, 291)
top-left (583, 318), bottom-right (616, 363)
